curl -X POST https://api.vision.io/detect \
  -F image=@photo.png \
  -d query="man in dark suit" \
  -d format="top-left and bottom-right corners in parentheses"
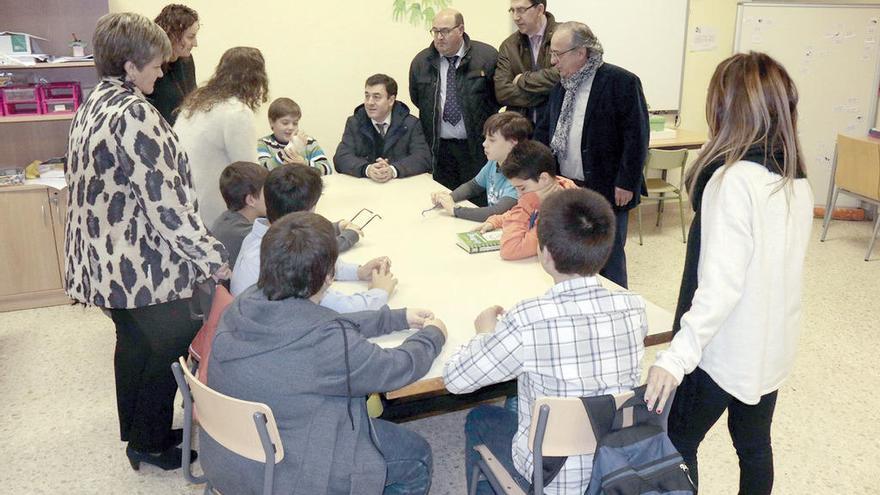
top-left (334, 74), bottom-right (432, 182)
top-left (535, 21), bottom-right (649, 288)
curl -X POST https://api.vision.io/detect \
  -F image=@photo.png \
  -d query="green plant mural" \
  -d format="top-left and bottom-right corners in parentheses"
top-left (392, 0), bottom-right (451, 28)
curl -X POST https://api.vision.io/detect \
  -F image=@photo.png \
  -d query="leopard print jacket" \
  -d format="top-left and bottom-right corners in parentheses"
top-left (64, 77), bottom-right (228, 309)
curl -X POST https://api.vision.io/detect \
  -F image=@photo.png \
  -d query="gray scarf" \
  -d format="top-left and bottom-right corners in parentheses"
top-left (550, 46), bottom-right (604, 163)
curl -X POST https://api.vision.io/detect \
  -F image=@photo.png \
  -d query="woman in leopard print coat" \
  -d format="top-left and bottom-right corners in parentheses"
top-left (64, 12), bottom-right (228, 471)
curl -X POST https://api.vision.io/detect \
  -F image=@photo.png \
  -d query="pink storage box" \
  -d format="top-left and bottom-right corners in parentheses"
top-left (1, 85), bottom-right (42, 115)
top-left (40, 82), bottom-right (81, 115)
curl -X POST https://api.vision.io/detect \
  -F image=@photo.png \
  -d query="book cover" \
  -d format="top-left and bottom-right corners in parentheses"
top-left (456, 230), bottom-right (502, 254)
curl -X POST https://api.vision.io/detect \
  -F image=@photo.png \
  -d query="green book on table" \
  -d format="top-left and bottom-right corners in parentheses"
top-left (456, 230), bottom-right (502, 254)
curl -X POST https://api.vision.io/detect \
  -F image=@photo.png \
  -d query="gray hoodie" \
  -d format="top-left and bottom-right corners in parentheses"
top-left (201, 285), bottom-right (445, 494)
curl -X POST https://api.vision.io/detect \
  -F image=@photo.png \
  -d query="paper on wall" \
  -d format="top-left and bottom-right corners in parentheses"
top-left (689, 25), bottom-right (717, 52)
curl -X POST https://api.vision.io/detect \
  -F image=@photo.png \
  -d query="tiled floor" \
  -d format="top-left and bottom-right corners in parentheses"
top-left (1, 213), bottom-right (878, 494)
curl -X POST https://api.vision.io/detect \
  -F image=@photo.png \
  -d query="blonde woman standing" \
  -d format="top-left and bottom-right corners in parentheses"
top-left (645, 52), bottom-right (813, 494)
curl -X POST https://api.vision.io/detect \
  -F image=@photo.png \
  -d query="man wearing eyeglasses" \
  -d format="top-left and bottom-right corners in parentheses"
top-left (495, 0), bottom-right (559, 124)
top-left (409, 9), bottom-right (500, 193)
top-left (535, 22), bottom-right (649, 289)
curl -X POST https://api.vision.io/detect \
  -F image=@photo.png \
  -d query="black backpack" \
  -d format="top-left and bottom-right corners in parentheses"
top-left (531, 385), bottom-right (694, 495)
top-left (584, 385), bottom-right (695, 495)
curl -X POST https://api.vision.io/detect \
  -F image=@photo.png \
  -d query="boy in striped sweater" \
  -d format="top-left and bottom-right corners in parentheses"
top-left (257, 97), bottom-right (332, 174)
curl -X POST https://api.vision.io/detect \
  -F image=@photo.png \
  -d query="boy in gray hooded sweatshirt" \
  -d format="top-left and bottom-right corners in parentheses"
top-left (202, 211), bottom-right (447, 494)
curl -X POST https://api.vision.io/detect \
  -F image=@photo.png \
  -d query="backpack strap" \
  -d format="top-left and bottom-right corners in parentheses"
top-left (610, 385), bottom-right (665, 432)
top-left (527, 456), bottom-right (568, 494)
top-left (581, 393), bottom-right (618, 442)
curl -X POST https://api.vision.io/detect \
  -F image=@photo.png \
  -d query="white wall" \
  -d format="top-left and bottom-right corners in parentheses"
top-left (109, 0), bottom-right (880, 157)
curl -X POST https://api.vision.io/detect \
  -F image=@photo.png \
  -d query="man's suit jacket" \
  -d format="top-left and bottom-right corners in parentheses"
top-left (536, 63), bottom-right (649, 211)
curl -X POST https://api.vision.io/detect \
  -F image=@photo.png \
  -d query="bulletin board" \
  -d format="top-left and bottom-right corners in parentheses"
top-left (736, 2), bottom-right (880, 206)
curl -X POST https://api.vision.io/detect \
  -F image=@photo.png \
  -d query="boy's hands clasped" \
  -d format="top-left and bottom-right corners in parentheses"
top-left (407, 308), bottom-right (448, 338)
top-left (358, 257), bottom-right (397, 295)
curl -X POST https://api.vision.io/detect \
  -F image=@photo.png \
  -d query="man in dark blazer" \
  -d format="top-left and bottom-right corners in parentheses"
top-left (334, 74), bottom-right (432, 182)
top-left (535, 22), bottom-right (649, 288)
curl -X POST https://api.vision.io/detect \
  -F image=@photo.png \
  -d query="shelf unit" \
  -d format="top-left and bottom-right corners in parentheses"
top-left (1, 113), bottom-right (75, 123)
top-left (0, 61), bottom-right (95, 69)
top-left (1, 0), bottom-right (108, 312)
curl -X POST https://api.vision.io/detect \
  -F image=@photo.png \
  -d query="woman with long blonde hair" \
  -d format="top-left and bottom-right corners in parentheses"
top-left (174, 46), bottom-right (269, 224)
top-left (645, 52), bottom-right (813, 494)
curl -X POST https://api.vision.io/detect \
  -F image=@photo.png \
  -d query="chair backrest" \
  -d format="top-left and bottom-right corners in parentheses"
top-left (177, 356), bottom-right (285, 464)
top-left (836, 134), bottom-right (880, 200)
top-left (644, 149), bottom-right (688, 172)
top-left (527, 390), bottom-right (637, 458)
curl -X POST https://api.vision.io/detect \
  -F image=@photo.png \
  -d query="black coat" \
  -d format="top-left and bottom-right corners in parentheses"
top-left (409, 34), bottom-right (500, 166)
top-left (333, 101), bottom-right (432, 178)
top-left (536, 63), bottom-right (649, 211)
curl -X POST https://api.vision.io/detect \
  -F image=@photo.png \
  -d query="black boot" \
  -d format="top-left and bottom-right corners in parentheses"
top-left (126, 445), bottom-right (197, 471)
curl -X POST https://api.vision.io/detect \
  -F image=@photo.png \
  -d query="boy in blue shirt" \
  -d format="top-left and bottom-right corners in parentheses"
top-left (430, 112), bottom-right (531, 222)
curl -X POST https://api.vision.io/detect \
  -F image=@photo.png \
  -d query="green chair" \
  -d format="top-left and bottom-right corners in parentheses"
top-left (637, 149), bottom-right (689, 245)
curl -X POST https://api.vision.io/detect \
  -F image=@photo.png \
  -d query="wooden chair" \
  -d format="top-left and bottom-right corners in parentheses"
top-left (171, 357), bottom-right (284, 495)
top-left (468, 387), bottom-right (673, 495)
top-left (637, 149), bottom-right (689, 245)
top-left (820, 134), bottom-right (880, 260)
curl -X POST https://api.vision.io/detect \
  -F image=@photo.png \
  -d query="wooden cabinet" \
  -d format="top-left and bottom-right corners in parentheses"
top-left (0, 184), bottom-right (71, 312)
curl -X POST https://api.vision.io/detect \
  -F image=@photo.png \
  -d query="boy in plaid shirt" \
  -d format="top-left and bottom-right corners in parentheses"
top-left (443, 188), bottom-right (647, 494)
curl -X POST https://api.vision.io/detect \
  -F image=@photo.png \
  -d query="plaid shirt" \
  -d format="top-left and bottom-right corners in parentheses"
top-left (444, 276), bottom-right (647, 494)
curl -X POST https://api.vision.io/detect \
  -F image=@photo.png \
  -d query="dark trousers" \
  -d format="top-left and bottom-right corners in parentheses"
top-left (668, 367), bottom-right (778, 495)
top-left (600, 209), bottom-right (630, 288)
top-left (435, 139), bottom-right (486, 205)
top-left (464, 405), bottom-right (529, 494)
top-left (109, 298), bottom-right (200, 452)
top-left (373, 419), bottom-right (434, 495)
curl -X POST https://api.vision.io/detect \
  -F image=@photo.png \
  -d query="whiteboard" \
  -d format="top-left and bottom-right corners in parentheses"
top-left (736, 2), bottom-right (880, 206)
top-left (550, 0), bottom-right (689, 112)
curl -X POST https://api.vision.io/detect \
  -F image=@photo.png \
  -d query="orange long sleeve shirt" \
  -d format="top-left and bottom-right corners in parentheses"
top-left (486, 176), bottom-right (577, 260)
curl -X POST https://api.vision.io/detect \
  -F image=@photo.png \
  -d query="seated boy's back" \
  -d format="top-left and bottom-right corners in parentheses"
top-left (210, 161), bottom-right (268, 268)
top-left (444, 188), bottom-right (647, 494)
top-left (204, 212), bottom-right (446, 495)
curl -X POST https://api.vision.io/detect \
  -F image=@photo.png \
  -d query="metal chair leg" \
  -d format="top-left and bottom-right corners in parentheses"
top-left (821, 187), bottom-right (840, 241)
top-left (468, 469), bottom-right (481, 495)
top-left (678, 195), bottom-right (686, 243)
top-left (865, 212), bottom-right (880, 261)
top-left (656, 196), bottom-right (663, 227)
top-left (637, 203), bottom-right (644, 245)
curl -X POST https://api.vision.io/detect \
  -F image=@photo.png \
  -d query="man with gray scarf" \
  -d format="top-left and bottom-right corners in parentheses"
top-left (535, 21), bottom-right (649, 288)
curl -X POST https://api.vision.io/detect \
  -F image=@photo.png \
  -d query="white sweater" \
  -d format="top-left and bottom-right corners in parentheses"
top-left (654, 161), bottom-right (813, 404)
top-left (174, 97), bottom-right (259, 225)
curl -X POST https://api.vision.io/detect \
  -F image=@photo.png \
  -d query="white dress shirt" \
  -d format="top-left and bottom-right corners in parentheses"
top-left (559, 74), bottom-right (595, 182)
top-left (366, 113), bottom-right (399, 178)
top-left (438, 42), bottom-right (468, 140)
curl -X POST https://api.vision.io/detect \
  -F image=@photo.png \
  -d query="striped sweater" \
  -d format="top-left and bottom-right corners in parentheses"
top-left (256, 133), bottom-right (332, 175)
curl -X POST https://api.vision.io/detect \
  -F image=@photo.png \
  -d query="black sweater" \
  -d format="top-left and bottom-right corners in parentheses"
top-left (147, 56), bottom-right (196, 126)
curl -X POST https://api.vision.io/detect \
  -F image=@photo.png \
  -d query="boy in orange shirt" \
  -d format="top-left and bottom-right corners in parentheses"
top-left (476, 140), bottom-right (577, 260)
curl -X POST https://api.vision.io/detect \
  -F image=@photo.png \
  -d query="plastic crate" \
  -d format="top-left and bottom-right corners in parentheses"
top-left (1, 85), bottom-right (39, 102)
top-left (2, 85), bottom-right (42, 115)
top-left (40, 82), bottom-right (81, 115)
